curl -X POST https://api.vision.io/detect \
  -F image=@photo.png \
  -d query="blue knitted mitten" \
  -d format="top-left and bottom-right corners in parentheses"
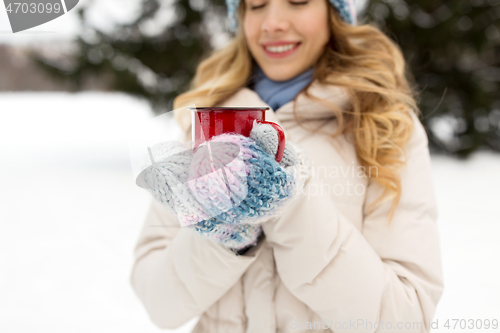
top-left (137, 121), bottom-right (309, 251)
top-left (187, 121), bottom-right (309, 226)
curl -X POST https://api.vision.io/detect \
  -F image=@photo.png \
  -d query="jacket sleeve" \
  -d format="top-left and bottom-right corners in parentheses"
top-left (261, 112), bottom-right (444, 333)
top-left (130, 198), bottom-right (265, 329)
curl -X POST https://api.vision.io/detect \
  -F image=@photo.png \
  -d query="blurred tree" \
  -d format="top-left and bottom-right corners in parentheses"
top-left (363, 0), bottom-right (500, 156)
top-left (33, 0), bottom-right (229, 113)
top-left (35, 0), bottom-right (500, 156)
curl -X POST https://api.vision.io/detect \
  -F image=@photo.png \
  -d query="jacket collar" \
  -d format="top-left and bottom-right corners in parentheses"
top-left (221, 79), bottom-right (351, 125)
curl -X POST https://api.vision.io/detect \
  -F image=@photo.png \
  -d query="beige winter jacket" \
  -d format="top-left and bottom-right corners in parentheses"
top-left (130, 80), bottom-right (444, 333)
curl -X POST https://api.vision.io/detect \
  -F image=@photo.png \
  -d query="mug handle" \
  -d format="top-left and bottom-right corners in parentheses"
top-left (255, 120), bottom-right (285, 163)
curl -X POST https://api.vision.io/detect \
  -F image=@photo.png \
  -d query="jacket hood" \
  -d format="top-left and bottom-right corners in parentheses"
top-left (223, 80), bottom-right (352, 124)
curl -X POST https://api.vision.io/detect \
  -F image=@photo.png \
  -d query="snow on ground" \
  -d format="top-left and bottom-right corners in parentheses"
top-left (430, 151), bottom-right (500, 332)
top-left (0, 92), bottom-right (196, 333)
top-left (0, 92), bottom-right (499, 332)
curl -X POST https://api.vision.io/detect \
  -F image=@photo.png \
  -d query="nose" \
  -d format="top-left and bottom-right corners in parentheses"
top-left (261, 3), bottom-right (290, 33)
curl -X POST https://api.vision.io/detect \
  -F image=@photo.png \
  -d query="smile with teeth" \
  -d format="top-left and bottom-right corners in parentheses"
top-left (264, 43), bottom-right (299, 53)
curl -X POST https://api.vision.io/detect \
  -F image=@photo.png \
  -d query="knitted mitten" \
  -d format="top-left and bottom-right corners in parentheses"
top-left (139, 140), bottom-right (210, 227)
top-left (188, 120), bottom-right (309, 226)
top-left (191, 218), bottom-right (263, 250)
top-left (138, 120), bottom-right (309, 251)
top-left (138, 140), bottom-right (264, 251)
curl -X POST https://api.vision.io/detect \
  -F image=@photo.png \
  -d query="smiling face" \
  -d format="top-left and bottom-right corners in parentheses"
top-left (243, 0), bottom-right (330, 81)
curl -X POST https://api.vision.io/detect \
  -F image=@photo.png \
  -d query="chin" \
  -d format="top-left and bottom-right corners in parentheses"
top-left (261, 66), bottom-right (300, 82)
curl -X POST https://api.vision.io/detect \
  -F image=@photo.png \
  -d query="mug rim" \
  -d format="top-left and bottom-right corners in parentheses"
top-left (188, 107), bottom-right (270, 111)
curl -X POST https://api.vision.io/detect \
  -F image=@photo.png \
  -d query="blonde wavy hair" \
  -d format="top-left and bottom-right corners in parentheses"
top-left (173, 0), bottom-right (420, 224)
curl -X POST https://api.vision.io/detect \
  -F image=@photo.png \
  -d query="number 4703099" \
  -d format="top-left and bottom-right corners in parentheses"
top-left (5, 2), bottom-right (62, 14)
top-left (443, 318), bottom-right (498, 330)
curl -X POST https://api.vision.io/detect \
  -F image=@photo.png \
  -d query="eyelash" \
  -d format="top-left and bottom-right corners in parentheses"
top-left (250, 1), bottom-right (308, 10)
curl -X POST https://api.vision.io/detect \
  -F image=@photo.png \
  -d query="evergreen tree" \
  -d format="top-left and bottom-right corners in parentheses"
top-left (34, 0), bottom-right (228, 113)
top-left (363, 0), bottom-right (500, 156)
top-left (35, 0), bottom-right (500, 155)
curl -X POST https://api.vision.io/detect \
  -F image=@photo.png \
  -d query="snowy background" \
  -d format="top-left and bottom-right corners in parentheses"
top-left (0, 92), bottom-right (499, 332)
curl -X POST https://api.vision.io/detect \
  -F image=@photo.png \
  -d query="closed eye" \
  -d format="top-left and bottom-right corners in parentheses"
top-left (250, 1), bottom-right (308, 10)
top-left (250, 3), bottom-right (265, 10)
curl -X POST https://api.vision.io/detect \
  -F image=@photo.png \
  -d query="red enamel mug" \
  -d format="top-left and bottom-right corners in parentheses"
top-left (188, 107), bottom-right (286, 163)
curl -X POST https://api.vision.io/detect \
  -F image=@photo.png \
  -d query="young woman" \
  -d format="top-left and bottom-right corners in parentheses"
top-left (130, 0), bottom-right (444, 331)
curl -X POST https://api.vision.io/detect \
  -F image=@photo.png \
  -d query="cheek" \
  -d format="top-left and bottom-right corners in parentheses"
top-left (296, 11), bottom-right (329, 43)
top-left (243, 17), bottom-right (260, 46)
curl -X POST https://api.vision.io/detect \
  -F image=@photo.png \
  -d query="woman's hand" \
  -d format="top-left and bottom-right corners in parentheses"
top-left (138, 140), bottom-right (210, 227)
top-left (192, 218), bottom-right (263, 252)
top-left (137, 140), bottom-right (264, 251)
top-left (137, 120), bottom-right (309, 251)
top-left (188, 120), bottom-right (309, 226)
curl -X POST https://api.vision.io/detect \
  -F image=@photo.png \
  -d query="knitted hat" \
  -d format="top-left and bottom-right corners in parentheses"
top-left (226, 0), bottom-right (357, 32)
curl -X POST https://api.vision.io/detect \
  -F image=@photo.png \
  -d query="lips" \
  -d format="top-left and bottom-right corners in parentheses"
top-left (261, 40), bottom-right (301, 46)
top-left (262, 42), bottom-right (301, 58)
